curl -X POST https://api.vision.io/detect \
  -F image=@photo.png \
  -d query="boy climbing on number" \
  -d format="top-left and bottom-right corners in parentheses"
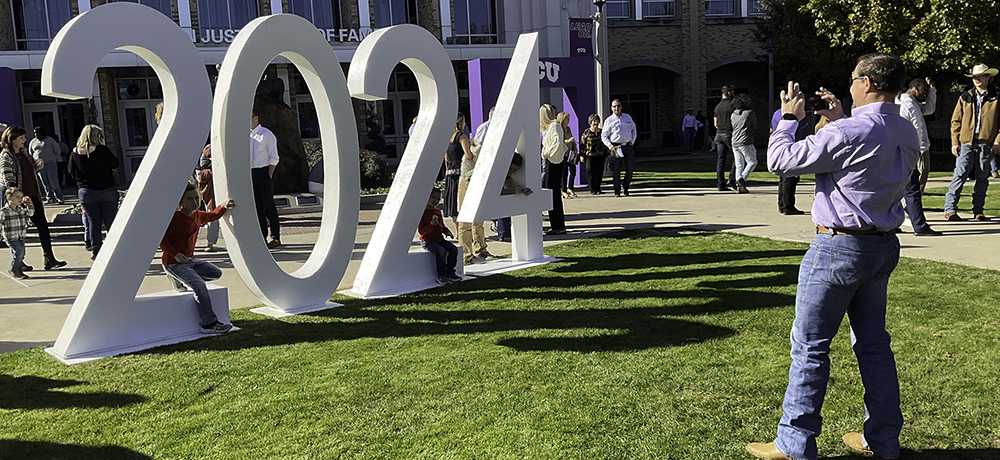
top-left (419, 187), bottom-right (462, 285)
top-left (160, 182), bottom-right (236, 334)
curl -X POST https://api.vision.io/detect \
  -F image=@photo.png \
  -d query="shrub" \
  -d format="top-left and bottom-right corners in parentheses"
top-left (302, 139), bottom-right (392, 191)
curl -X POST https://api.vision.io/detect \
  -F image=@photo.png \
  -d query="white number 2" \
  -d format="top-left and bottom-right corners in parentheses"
top-left (41, 3), bottom-right (215, 363)
top-left (343, 25), bottom-right (459, 298)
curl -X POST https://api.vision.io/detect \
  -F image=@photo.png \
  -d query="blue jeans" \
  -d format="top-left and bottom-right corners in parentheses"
top-left (494, 217), bottom-right (511, 241)
top-left (421, 240), bottom-right (458, 277)
top-left (8, 239), bottom-right (25, 273)
top-left (733, 144), bottom-right (758, 180)
top-left (944, 144), bottom-right (991, 214)
top-left (163, 258), bottom-right (223, 326)
top-left (776, 232), bottom-right (903, 460)
top-left (37, 162), bottom-right (62, 202)
top-left (79, 187), bottom-right (119, 253)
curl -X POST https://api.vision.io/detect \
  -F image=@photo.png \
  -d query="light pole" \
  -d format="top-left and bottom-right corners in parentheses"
top-left (592, 0), bottom-right (611, 123)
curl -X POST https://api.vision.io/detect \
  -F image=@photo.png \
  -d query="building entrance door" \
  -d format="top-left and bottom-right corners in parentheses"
top-left (117, 100), bottom-right (160, 182)
top-left (381, 92), bottom-right (420, 165)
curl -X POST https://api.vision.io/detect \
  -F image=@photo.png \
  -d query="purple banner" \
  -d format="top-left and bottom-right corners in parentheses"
top-left (569, 18), bottom-right (593, 57)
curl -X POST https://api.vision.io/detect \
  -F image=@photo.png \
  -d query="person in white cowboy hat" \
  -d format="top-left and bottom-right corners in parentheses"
top-left (943, 63), bottom-right (1000, 222)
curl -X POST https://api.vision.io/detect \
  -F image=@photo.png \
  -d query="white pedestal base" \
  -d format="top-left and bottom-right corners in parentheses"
top-left (463, 256), bottom-right (560, 277)
top-left (45, 284), bottom-right (234, 364)
top-left (250, 301), bottom-right (343, 318)
top-left (340, 247), bottom-right (466, 299)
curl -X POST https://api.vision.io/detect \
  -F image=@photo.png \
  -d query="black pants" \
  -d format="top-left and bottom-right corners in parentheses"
top-left (609, 144), bottom-right (635, 195)
top-left (587, 156), bottom-right (605, 193)
top-left (903, 166), bottom-right (932, 233)
top-left (544, 160), bottom-right (565, 231)
top-left (777, 176), bottom-right (800, 213)
top-left (251, 167), bottom-right (280, 241)
top-left (28, 195), bottom-right (55, 259)
top-left (562, 161), bottom-right (577, 192)
top-left (715, 133), bottom-right (736, 187)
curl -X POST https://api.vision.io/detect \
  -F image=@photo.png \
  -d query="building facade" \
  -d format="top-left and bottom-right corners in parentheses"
top-left (0, 0), bottom-right (767, 185)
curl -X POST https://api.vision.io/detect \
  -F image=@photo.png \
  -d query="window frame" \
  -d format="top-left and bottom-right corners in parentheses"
top-left (604, 0), bottom-right (630, 19)
top-left (641, 0), bottom-right (675, 18)
top-left (196, 0), bottom-right (259, 34)
top-left (11, 0), bottom-right (73, 50)
top-left (705, 0), bottom-right (735, 16)
top-left (107, 0), bottom-right (172, 18)
top-left (451, 0), bottom-right (499, 45)
top-left (372, 0), bottom-right (418, 28)
top-left (288, 0), bottom-right (342, 29)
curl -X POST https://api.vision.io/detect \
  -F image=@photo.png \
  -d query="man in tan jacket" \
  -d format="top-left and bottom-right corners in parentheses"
top-left (944, 64), bottom-right (1000, 221)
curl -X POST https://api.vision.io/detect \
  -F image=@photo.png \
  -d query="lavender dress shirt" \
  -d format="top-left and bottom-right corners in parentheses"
top-left (767, 102), bottom-right (920, 232)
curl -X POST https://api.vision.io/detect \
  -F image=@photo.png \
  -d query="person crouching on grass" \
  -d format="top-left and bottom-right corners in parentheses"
top-left (160, 182), bottom-right (236, 334)
top-left (419, 188), bottom-right (462, 285)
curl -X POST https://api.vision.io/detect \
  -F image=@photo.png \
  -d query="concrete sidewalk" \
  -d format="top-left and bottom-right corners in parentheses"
top-left (2, 174), bottom-right (997, 354)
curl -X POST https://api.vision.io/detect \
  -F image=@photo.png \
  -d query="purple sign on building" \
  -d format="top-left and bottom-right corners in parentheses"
top-left (569, 18), bottom-right (593, 57)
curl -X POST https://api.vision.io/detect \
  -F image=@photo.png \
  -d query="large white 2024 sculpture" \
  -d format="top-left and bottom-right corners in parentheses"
top-left (39, 3), bottom-right (551, 363)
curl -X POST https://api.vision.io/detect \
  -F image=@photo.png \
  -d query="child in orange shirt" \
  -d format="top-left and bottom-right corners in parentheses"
top-left (160, 182), bottom-right (236, 334)
top-left (418, 188), bottom-right (461, 284)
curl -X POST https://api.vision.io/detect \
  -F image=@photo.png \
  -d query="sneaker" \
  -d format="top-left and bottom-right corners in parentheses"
top-left (975, 213), bottom-right (989, 221)
top-left (266, 239), bottom-right (281, 249)
top-left (465, 255), bottom-right (486, 265)
top-left (7, 270), bottom-right (28, 279)
top-left (200, 321), bottom-right (233, 334)
top-left (435, 275), bottom-right (451, 285)
top-left (445, 273), bottom-right (463, 282)
top-left (205, 243), bottom-right (217, 252)
top-left (21, 264), bottom-right (33, 272)
top-left (478, 251), bottom-right (500, 260)
top-left (945, 212), bottom-right (963, 221)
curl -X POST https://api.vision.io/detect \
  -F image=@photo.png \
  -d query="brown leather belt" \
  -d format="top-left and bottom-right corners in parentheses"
top-left (816, 225), bottom-right (883, 236)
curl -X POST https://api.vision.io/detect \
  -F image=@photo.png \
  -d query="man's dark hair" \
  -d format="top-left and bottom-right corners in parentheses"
top-left (907, 78), bottom-right (928, 91)
top-left (721, 85), bottom-right (735, 98)
top-left (252, 108), bottom-right (260, 118)
top-left (732, 93), bottom-right (752, 111)
top-left (510, 152), bottom-right (523, 167)
top-left (856, 53), bottom-right (906, 94)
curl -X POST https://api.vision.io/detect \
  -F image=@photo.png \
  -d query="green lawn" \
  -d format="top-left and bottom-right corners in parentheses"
top-left (2, 229), bottom-right (999, 459)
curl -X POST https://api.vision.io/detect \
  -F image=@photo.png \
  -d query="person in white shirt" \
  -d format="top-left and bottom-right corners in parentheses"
top-left (250, 108), bottom-right (281, 249)
top-left (29, 127), bottom-right (64, 205)
top-left (682, 108), bottom-right (702, 152)
top-left (896, 78), bottom-right (942, 236)
top-left (600, 99), bottom-right (638, 197)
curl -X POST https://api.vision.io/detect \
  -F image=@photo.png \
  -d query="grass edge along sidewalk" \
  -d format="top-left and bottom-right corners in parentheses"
top-left (1, 228), bottom-right (999, 460)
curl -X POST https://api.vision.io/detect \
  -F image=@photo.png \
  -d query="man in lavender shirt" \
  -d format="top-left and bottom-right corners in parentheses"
top-left (747, 53), bottom-right (919, 460)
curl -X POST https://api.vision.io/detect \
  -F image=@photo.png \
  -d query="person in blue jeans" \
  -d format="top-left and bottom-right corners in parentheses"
top-left (418, 188), bottom-right (461, 285)
top-left (160, 183), bottom-right (236, 334)
top-left (748, 53), bottom-right (917, 460)
top-left (943, 63), bottom-right (999, 222)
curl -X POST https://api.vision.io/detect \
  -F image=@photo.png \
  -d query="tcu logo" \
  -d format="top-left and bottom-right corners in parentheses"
top-left (39, 2), bottom-right (550, 363)
top-left (539, 61), bottom-right (560, 84)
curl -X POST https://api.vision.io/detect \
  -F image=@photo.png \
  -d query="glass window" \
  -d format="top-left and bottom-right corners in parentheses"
top-left (747, 0), bottom-right (764, 15)
top-left (12, 0), bottom-right (72, 50)
top-left (610, 93), bottom-right (652, 141)
top-left (197, 0), bottom-right (258, 32)
top-left (298, 101), bottom-right (319, 139)
top-left (642, 0), bottom-right (674, 17)
top-left (289, 0), bottom-right (341, 29)
top-left (115, 77), bottom-right (162, 100)
top-left (452, 0), bottom-right (498, 45)
top-left (605, 0), bottom-right (629, 18)
top-left (373, 0), bottom-right (417, 28)
top-left (108, 0), bottom-right (172, 18)
top-left (706, 0), bottom-right (735, 15)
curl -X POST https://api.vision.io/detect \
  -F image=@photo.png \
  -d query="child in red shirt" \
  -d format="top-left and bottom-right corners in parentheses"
top-left (160, 182), bottom-right (236, 334)
top-left (419, 188), bottom-right (461, 284)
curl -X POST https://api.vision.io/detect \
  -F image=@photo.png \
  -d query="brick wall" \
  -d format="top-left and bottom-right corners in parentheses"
top-left (0, 1), bottom-right (15, 51)
top-left (419, 0), bottom-right (442, 41)
top-left (98, 70), bottom-right (120, 150)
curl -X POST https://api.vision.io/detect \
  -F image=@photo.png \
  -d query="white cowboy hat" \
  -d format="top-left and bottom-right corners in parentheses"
top-left (967, 64), bottom-right (999, 77)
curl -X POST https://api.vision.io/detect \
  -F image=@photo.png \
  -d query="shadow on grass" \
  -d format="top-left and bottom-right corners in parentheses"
top-left (143, 236), bottom-right (803, 355)
top-left (0, 440), bottom-right (154, 459)
top-left (825, 448), bottom-right (1000, 459)
top-left (0, 375), bottom-right (146, 410)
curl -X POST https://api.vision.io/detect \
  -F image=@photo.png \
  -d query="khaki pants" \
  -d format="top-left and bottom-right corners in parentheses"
top-left (457, 178), bottom-right (487, 262)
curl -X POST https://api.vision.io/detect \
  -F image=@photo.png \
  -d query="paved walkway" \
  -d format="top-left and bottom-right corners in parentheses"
top-left (2, 163), bottom-right (997, 354)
